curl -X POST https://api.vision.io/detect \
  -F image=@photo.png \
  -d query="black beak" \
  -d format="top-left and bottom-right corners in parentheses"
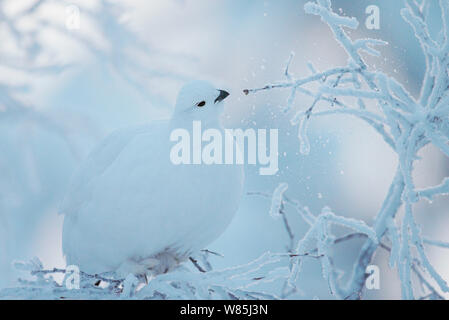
top-left (214, 90), bottom-right (230, 103)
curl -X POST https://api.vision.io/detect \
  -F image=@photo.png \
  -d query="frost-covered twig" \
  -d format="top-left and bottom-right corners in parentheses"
top-left (245, 0), bottom-right (449, 299)
top-left (1, 252), bottom-right (289, 300)
top-left (250, 184), bottom-right (377, 298)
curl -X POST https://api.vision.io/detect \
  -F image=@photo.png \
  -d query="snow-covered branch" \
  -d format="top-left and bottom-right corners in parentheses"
top-left (0, 253), bottom-right (289, 300)
top-left (245, 0), bottom-right (449, 299)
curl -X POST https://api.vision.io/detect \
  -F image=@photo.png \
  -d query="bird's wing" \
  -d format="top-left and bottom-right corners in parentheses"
top-left (59, 122), bottom-right (164, 217)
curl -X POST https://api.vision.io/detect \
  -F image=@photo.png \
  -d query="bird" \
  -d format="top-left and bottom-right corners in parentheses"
top-left (60, 80), bottom-right (244, 279)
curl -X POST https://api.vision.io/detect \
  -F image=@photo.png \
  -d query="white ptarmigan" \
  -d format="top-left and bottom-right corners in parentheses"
top-left (60, 81), bottom-right (244, 278)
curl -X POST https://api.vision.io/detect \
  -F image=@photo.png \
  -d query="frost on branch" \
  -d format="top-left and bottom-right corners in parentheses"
top-left (245, 0), bottom-right (449, 299)
top-left (249, 186), bottom-right (376, 299)
top-left (270, 183), bottom-right (289, 219)
top-left (287, 206), bottom-right (377, 297)
top-left (0, 254), bottom-right (289, 300)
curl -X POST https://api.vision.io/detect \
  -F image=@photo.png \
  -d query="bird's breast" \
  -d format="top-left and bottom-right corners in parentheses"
top-left (164, 162), bottom-right (244, 250)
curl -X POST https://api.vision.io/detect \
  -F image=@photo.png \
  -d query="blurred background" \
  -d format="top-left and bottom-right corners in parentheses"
top-left (0, 0), bottom-right (448, 299)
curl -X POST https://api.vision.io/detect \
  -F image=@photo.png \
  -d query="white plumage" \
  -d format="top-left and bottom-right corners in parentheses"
top-left (60, 81), bottom-right (244, 278)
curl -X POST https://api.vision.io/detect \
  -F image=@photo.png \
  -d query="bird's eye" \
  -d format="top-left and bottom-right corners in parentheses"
top-left (197, 101), bottom-right (206, 107)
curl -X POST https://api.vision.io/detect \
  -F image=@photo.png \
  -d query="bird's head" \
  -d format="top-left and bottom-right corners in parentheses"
top-left (172, 80), bottom-right (229, 125)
